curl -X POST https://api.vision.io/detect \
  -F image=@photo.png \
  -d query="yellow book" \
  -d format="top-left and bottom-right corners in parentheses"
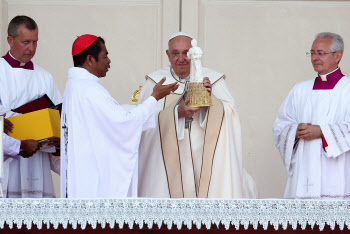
top-left (7, 108), bottom-right (60, 141)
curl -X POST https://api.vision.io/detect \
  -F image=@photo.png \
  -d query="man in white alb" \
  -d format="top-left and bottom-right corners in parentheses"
top-left (0, 16), bottom-right (61, 198)
top-left (273, 32), bottom-right (350, 199)
top-left (137, 32), bottom-right (257, 198)
top-left (61, 34), bottom-right (178, 198)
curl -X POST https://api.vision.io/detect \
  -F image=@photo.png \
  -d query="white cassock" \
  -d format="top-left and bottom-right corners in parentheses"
top-left (0, 54), bottom-right (61, 198)
top-left (273, 72), bottom-right (350, 199)
top-left (138, 66), bottom-right (258, 198)
top-left (61, 67), bottom-right (157, 198)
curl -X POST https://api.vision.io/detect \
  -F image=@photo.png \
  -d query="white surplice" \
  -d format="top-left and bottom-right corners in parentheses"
top-left (138, 66), bottom-right (258, 198)
top-left (273, 76), bottom-right (350, 199)
top-left (0, 58), bottom-right (62, 198)
top-left (61, 67), bottom-right (157, 198)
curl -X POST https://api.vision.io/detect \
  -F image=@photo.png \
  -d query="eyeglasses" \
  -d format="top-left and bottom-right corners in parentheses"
top-left (306, 51), bottom-right (338, 57)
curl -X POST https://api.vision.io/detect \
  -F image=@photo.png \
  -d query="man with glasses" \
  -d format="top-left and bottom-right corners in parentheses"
top-left (137, 32), bottom-right (257, 198)
top-left (273, 32), bottom-right (350, 199)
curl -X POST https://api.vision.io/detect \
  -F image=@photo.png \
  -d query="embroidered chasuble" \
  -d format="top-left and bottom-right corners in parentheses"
top-left (0, 52), bottom-right (61, 198)
top-left (274, 68), bottom-right (350, 199)
top-left (61, 67), bottom-right (157, 198)
top-left (138, 66), bottom-right (258, 198)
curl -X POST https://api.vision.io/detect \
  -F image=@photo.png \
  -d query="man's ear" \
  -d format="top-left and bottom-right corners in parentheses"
top-left (335, 51), bottom-right (343, 63)
top-left (7, 36), bottom-right (14, 47)
top-left (86, 55), bottom-right (95, 66)
top-left (166, 50), bottom-right (170, 58)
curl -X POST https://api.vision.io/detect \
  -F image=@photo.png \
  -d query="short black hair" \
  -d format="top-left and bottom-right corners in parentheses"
top-left (8, 15), bottom-right (37, 38)
top-left (73, 37), bottom-right (105, 67)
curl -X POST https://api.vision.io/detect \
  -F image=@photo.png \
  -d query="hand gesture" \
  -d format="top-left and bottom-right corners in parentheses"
top-left (151, 77), bottom-right (179, 101)
top-left (296, 123), bottom-right (322, 140)
top-left (178, 99), bottom-right (201, 119)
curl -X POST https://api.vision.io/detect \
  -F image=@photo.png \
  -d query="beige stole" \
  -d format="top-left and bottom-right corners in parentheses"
top-left (158, 93), bottom-right (224, 198)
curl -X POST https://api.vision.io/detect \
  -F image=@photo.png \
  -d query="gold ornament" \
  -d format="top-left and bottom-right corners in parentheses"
top-left (131, 86), bottom-right (142, 105)
top-left (187, 82), bottom-right (212, 108)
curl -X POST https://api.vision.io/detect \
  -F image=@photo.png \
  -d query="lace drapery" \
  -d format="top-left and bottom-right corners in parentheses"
top-left (0, 199), bottom-right (350, 230)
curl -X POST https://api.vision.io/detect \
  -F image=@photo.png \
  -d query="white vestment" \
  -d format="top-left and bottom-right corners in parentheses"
top-left (0, 57), bottom-right (61, 198)
top-left (273, 76), bottom-right (350, 199)
top-left (138, 66), bottom-right (258, 198)
top-left (61, 67), bottom-right (157, 198)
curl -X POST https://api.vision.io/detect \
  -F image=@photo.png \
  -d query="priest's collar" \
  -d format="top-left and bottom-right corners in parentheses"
top-left (170, 67), bottom-right (189, 83)
top-left (2, 51), bottom-right (34, 70)
top-left (313, 67), bottom-right (344, 90)
top-left (68, 67), bottom-right (100, 83)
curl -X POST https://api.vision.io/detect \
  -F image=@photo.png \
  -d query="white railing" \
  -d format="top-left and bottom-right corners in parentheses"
top-left (0, 198), bottom-right (350, 230)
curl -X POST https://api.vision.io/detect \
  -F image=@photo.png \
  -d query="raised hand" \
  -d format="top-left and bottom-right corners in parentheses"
top-left (151, 77), bottom-right (179, 101)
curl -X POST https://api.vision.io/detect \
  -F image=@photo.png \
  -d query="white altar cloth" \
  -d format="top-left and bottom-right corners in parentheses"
top-left (0, 199), bottom-right (349, 231)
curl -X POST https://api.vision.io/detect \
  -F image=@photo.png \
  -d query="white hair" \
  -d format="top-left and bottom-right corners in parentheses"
top-left (315, 32), bottom-right (344, 52)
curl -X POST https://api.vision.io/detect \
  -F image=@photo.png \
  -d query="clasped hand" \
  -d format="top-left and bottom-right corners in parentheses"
top-left (19, 140), bottom-right (40, 158)
top-left (296, 123), bottom-right (322, 140)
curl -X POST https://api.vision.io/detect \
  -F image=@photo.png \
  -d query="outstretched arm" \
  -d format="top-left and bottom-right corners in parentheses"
top-left (151, 77), bottom-right (179, 100)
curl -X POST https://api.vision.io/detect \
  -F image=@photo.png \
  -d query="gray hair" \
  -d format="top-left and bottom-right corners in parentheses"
top-left (8, 15), bottom-right (37, 38)
top-left (315, 32), bottom-right (344, 52)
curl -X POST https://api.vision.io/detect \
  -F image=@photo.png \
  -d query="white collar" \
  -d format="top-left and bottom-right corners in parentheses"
top-left (180, 75), bottom-right (190, 83)
top-left (9, 51), bottom-right (26, 67)
top-left (68, 67), bottom-right (100, 82)
top-left (319, 67), bottom-right (339, 82)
